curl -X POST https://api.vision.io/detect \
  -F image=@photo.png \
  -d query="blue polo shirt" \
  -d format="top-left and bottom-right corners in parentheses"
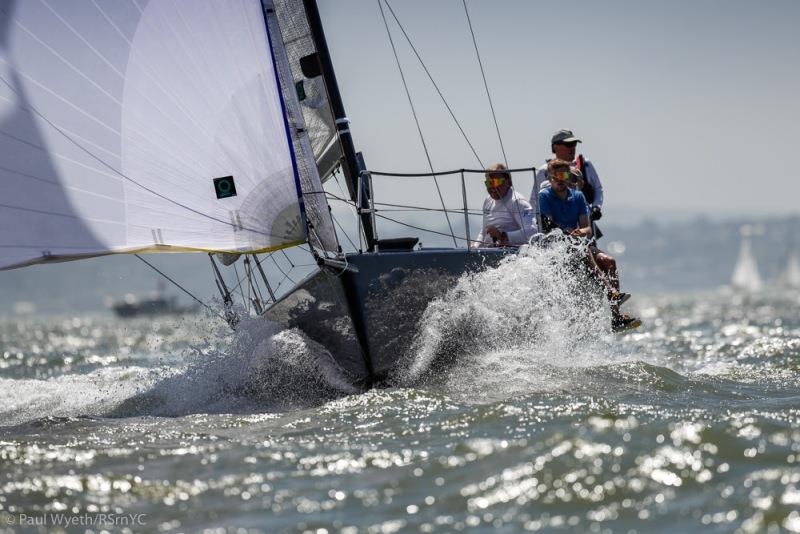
top-left (538, 187), bottom-right (589, 232)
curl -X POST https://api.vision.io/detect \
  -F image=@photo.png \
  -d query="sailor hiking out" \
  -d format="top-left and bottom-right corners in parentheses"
top-left (538, 159), bottom-right (641, 333)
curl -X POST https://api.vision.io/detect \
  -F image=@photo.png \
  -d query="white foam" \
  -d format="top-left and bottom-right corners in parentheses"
top-left (399, 239), bottom-right (618, 400)
top-left (0, 366), bottom-right (157, 426)
top-left (109, 315), bottom-right (359, 416)
top-left (0, 314), bottom-right (358, 425)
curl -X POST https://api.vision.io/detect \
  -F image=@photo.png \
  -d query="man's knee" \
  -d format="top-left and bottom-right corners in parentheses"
top-left (596, 252), bottom-right (616, 270)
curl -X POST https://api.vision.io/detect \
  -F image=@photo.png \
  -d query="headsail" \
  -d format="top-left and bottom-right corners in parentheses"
top-left (267, 0), bottom-right (341, 252)
top-left (0, 0), bottom-right (323, 270)
top-left (272, 0), bottom-right (343, 182)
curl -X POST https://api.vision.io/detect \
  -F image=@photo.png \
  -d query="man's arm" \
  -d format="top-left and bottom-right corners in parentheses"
top-left (537, 190), bottom-right (561, 233)
top-left (585, 160), bottom-right (604, 208)
top-left (505, 200), bottom-right (537, 245)
top-left (471, 228), bottom-right (485, 249)
top-left (484, 225), bottom-right (507, 246)
top-left (470, 198), bottom-right (488, 248)
top-left (570, 214), bottom-right (593, 238)
top-left (569, 191), bottom-right (593, 238)
top-left (537, 189), bottom-right (551, 218)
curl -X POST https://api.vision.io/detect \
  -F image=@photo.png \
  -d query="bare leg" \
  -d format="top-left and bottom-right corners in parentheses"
top-left (594, 252), bottom-right (619, 291)
top-left (584, 250), bottom-right (623, 320)
top-left (584, 251), bottom-right (617, 301)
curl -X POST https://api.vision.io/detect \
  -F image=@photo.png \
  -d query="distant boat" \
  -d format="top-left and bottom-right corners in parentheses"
top-left (731, 227), bottom-right (763, 292)
top-left (776, 250), bottom-right (800, 288)
top-left (111, 282), bottom-right (198, 318)
top-left (12, 301), bottom-right (36, 316)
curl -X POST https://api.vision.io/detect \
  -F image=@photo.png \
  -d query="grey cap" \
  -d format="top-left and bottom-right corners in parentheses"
top-left (551, 129), bottom-right (582, 144)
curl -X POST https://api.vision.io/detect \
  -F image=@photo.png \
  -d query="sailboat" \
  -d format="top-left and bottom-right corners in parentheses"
top-left (0, 0), bottom-right (517, 389)
top-left (730, 226), bottom-right (763, 292)
top-left (111, 281), bottom-right (198, 319)
top-left (776, 250), bottom-right (800, 289)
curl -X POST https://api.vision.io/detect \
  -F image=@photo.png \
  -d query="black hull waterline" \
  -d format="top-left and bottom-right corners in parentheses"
top-left (266, 248), bottom-right (515, 388)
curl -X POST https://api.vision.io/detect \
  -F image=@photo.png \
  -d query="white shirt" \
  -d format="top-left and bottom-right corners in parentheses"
top-left (472, 188), bottom-right (537, 248)
top-left (580, 158), bottom-right (604, 208)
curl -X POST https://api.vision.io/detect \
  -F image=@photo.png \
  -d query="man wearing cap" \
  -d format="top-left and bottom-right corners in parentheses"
top-left (531, 129), bottom-right (605, 228)
top-left (539, 159), bottom-right (640, 332)
top-left (471, 163), bottom-right (537, 248)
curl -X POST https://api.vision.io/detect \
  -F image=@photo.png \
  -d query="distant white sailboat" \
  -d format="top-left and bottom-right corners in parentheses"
top-left (731, 226), bottom-right (763, 292)
top-left (777, 250), bottom-right (800, 288)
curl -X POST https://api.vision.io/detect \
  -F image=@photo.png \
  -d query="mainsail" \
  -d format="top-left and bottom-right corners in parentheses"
top-left (0, 0), bottom-right (337, 270)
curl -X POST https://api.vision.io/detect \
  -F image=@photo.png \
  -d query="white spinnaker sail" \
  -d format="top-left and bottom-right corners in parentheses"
top-left (0, 0), bottom-right (320, 270)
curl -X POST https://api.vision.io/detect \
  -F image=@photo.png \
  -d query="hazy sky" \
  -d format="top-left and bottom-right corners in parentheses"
top-left (318, 0), bottom-right (800, 223)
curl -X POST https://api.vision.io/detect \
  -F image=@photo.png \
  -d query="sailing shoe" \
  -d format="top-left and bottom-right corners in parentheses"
top-left (612, 314), bottom-right (642, 333)
top-left (608, 291), bottom-right (631, 306)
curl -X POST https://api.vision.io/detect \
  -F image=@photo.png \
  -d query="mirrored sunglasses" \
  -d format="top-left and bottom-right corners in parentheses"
top-left (550, 171), bottom-right (571, 182)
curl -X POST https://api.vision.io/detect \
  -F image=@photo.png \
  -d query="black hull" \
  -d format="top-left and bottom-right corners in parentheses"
top-left (112, 299), bottom-right (199, 318)
top-left (266, 248), bottom-right (515, 388)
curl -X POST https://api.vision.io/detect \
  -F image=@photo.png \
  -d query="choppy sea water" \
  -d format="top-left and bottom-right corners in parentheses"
top-left (1, 252), bottom-right (800, 533)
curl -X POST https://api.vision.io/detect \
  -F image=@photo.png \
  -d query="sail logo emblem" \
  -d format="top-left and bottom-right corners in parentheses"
top-left (295, 80), bottom-right (306, 102)
top-left (213, 176), bottom-right (237, 199)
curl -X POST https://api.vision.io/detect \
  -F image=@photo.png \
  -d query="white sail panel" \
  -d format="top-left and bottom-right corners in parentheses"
top-left (0, 0), bottom-right (306, 270)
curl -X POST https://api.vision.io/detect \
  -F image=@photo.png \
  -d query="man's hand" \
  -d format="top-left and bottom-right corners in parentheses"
top-left (590, 206), bottom-right (602, 221)
top-left (569, 227), bottom-right (592, 238)
top-left (485, 225), bottom-right (509, 245)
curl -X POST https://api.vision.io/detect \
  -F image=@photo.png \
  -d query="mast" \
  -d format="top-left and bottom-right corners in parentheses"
top-left (302, 0), bottom-right (377, 252)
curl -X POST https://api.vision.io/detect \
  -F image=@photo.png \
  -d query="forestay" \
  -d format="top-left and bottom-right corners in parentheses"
top-left (0, 0), bottom-right (330, 270)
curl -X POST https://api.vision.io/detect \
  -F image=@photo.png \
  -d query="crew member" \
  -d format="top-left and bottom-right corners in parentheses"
top-left (531, 128), bottom-right (605, 231)
top-left (472, 163), bottom-right (537, 248)
top-left (539, 160), bottom-right (639, 332)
